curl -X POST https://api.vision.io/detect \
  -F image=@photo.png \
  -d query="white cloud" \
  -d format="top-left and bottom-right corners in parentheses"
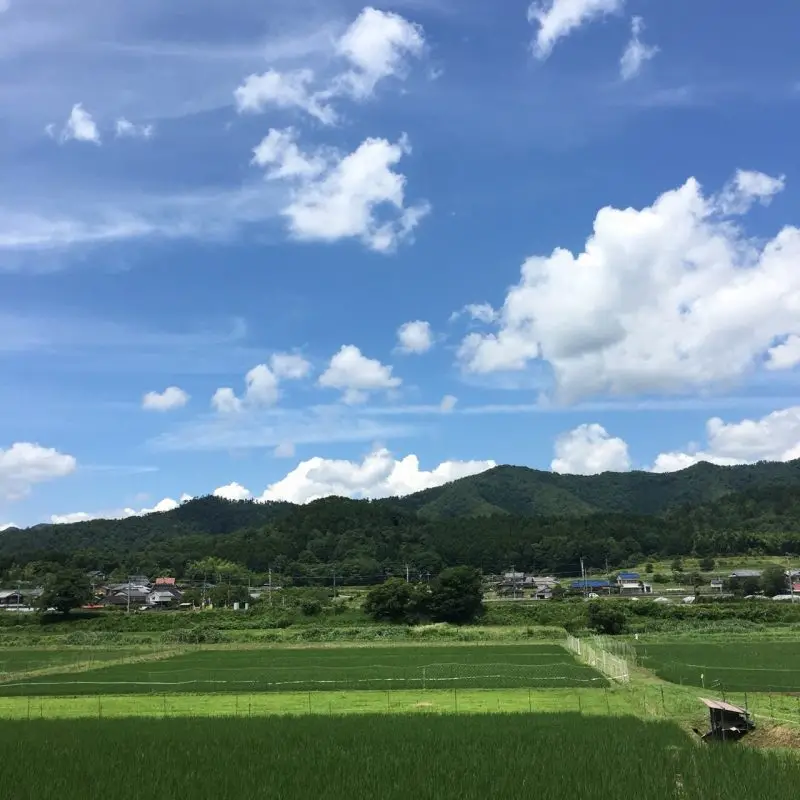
top-left (270, 352), bottom-right (312, 380)
top-left (274, 441), bottom-right (296, 458)
top-left (235, 68), bottom-right (337, 124)
top-left (528, 0), bottom-right (624, 60)
top-left (234, 8), bottom-right (424, 123)
top-left (652, 406), bottom-right (800, 472)
top-left (0, 523), bottom-right (16, 532)
top-left (255, 127), bottom-right (429, 252)
top-left (115, 118), bottom-right (155, 139)
top-left (212, 353), bottom-right (311, 414)
top-left (397, 320), bottom-right (433, 353)
top-left (333, 6), bottom-right (425, 100)
top-left (259, 447), bottom-right (496, 504)
top-left (56, 103), bottom-right (101, 144)
top-left (440, 394), bottom-right (458, 413)
top-left (318, 345), bottom-right (401, 404)
top-left (717, 169), bottom-right (786, 215)
top-left (142, 386), bottom-right (190, 412)
top-left (551, 423), bottom-right (631, 474)
top-left (0, 442), bottom-right (77, 501)
top-left (50, 512), bottom-right (95, 525)
top-left (453, 303), bottom-right (498, 324)
top-left (211, 387), bottom-right (243, 414)
top-left (457, 170), bottom-right (800, 403)
top-left (252, 128), bottom-right (329, 180)
top-left (213, 482), bottom-right (253, 501)
top-left (50, 494), bottom-right (193, 525)
top-left (766, 335), bottom-right (800, 371)
top-left (620, 16), bottom-right (658, 81)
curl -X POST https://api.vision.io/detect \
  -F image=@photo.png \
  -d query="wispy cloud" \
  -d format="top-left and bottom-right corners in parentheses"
top-left (150, 405), bottom-right (422, 452)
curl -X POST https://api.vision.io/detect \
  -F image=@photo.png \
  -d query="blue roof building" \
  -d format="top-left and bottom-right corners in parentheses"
top-left (570, 579), bottom-right (611, 590)
top-left (617, 572), bottom-right (640, 581)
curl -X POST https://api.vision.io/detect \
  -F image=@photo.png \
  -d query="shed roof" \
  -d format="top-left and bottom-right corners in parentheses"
top-left (730, 570), bottom-right (762, 578)
top-left (571, 579), bottom-right (610, 588)
top-left (700, 698), bottom-right (747, 714)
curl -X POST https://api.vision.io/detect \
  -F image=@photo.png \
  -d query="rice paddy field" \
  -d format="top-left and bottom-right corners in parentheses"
top-left (636, 641), bottom-right (800, 693)
top-left (1, 714), bottom-right (797, 800)
top-left (0, 647), bottom-right (151, 676)
top-left (0, 643), bottom-right (605, 696)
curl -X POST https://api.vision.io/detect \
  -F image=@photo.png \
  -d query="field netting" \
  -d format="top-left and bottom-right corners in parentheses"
top-left (564, 635), bottom-right (630, 683)
top-left (0, 660), bottom-right (608, 696)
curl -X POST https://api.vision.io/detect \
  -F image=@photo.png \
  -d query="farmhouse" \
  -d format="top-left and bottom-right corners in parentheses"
top-left (616, 573), bottom-right (653, 595)
top-left (148, 586), bottom-right (183, 607)
top-left (570, 579), bottom-right (611, 593)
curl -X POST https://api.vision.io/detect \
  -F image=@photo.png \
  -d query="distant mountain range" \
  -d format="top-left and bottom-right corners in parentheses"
top-left (389, 460), bottom-right (800, 518)
top-left (2, 459), bottom-right (800, 575)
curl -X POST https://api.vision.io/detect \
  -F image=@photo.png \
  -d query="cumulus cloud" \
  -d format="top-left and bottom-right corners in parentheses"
top-left (457, 170), bottom-right (799, 403)
top-left (259, 447), bottom-right (496, 504)
top-left (213, 482), bottom-right (253, 501)
top-left (450, 303), bottom-right (498, 324)
top-left (142, 386), bottom-right (190, 412)
top-left (234, 8), bottom-right (424, 121)
top-left (620, 16), bottom-right (658, 81)
top-left (528, 0), bottom-right (624, 60)
top-left (652, 406), bottom-right (800, 472)
top-left (318, 345), bottom-right (401, 404)
top-left (440, 394), bottom-right (458, 413)
top-left (212, 352), bottom-right (312, 414)
top-left (50, 494), bottom-right (193, 525)
top-left (0, 442), bottom-right (77, 501)
top-left (235, 69), bottom-right (337, 124)
top-left (551, 423), bottom-right (631, 474)
top-left (766, 335), bottom-right (800, 371)
top-left (254, 127), bottom-right (429, 252)
top-left (54, 103), bottom-right (101, 144)
top-left (0, 523), bottom-right (16, 532)
top-left (397, 320), bottom-right (433, 353)
top-left (333, 6), bottom-right (425, 100)
top-left (115, 118), bottom-right (155, 139)
top-left (717, 169), bottom-right (786, 215)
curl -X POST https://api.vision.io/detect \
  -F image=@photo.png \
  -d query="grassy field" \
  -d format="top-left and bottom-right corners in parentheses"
top-left (0, 643), bottom-right (605, 696)
top-left (636, 640), bottom-right (800, 692)
top-left (0, 647), bottom-right (152, 677)
top-left (1, 714), bottom-right (798, 799)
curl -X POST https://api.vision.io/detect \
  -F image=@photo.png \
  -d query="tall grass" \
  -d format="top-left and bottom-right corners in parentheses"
top-left (1, 715), bottom-right (798, 800)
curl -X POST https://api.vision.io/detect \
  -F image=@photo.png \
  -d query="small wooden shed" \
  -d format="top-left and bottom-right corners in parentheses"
top-left (696, 698), bottom-right (755, 742)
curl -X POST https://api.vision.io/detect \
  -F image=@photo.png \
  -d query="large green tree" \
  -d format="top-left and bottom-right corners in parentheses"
top-left (363, 578), bottom-right (425, 623)
top-left (761, 565), bottom-right (789, 597)
top-left (426, 566), bottom-right (484, 624)
top-left (36, 568), bottom-right (92, 614)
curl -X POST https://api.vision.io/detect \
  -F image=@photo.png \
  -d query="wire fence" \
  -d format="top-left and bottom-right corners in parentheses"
top-left (564, 635), bottom-right (630, 683)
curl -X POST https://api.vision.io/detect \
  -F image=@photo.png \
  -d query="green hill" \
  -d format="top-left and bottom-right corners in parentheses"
top-left (389, 460), bottom-right (800, 518)
top-left (2, 459), bottom-right (800, 577)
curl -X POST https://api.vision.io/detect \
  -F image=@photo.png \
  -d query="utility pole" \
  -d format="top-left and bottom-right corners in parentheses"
top-left (580, 558), bottom-right (586, 598)
top-left (333, 569), bottom-right (337, 599)
top-left (405, 564), bottom-right (410, 583)
top-left (268, 568), bottom-right (273, 607)
top-left (126, 574), bottom-right (131, 615)
top-left (788, 555), bottom-right (795, 603)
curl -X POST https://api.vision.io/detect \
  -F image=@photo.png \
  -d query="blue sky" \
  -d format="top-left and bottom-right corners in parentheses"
top-left (2, 0), bottom-right (800, 527)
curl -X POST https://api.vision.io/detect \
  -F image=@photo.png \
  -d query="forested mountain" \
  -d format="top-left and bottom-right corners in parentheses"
top-left (2, 460), bottom-right (800, 580)
top-left (390, 460), bottom-right (800, 518)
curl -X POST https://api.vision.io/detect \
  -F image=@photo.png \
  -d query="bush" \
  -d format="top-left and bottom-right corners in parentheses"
top-left (160, 627), bottom-right (229, 645)
top-left (587, 602), bottom-right (626, 635)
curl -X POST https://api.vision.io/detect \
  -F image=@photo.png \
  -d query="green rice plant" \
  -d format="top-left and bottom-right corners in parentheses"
top-left (0, 714), bottom-right (798, 800)
top-left (0, 643), bottom-right (605, 696)
top-left (636, 641), bottom-right (800, 692)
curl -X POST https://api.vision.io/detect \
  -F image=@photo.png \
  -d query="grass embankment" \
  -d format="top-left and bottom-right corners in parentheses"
top-left (2, 714), bottom-right (799, 799)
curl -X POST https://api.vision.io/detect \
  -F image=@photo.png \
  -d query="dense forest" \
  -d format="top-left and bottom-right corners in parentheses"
top-left (2, 460), bottom-right (800, 581)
